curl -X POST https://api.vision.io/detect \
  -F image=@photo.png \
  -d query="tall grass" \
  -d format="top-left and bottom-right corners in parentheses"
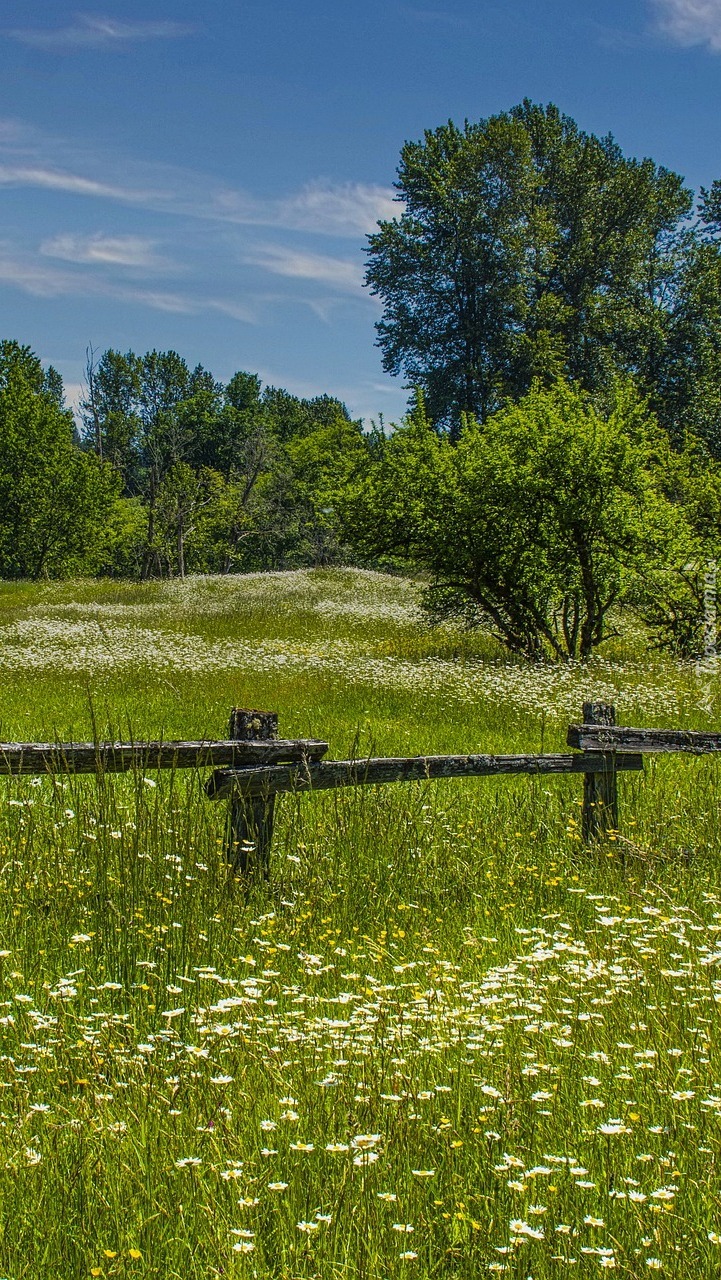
top-left (0, 569), bottom-right (718, 1278)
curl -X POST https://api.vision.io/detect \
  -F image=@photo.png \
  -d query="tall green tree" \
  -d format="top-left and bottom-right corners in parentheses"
top-left (366, 102), bottom-right (693, 434)
top-left (657, 239), bottom-right (721, 455)
top-left (0, 344), bottom-right (116, 579)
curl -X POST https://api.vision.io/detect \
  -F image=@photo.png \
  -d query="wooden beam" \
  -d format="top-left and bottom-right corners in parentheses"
top-left (206, 751), bottom-right (644, 801)
top-left (0, 738), bottom-right (328, 777)
top-left (567, 724), bottom-right (721, 755)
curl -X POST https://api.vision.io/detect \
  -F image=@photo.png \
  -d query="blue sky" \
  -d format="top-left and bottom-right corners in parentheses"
top-left (2, 1), bottom-right (721, 424)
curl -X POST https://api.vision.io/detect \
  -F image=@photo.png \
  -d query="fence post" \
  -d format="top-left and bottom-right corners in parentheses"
top-left (226, 709), bottom-right (279, 877)
top-left (581, 702), bottom-right (618, 843)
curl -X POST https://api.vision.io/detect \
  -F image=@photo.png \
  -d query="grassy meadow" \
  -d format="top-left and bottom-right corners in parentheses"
top-left (0, 568), bottom-right (720, 1279)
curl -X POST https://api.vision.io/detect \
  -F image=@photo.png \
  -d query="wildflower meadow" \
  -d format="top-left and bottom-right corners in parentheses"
top-left (0, 568), bottom-right (720, 1279)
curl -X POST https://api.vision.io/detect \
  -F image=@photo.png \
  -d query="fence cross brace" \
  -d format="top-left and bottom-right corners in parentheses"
top-left (207, 702), bottom-right (643, 873)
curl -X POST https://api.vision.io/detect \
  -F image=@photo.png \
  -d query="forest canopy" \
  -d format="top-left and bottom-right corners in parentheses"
top-left (0, 340), bottom-right (368, 582)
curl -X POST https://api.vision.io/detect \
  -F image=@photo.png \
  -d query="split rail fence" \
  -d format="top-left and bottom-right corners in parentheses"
top-left (0, 702), bottom-right (718, 877)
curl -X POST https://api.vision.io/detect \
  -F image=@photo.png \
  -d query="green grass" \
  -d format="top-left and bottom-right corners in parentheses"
top-left (0, 568), bottom-right (719, 1278)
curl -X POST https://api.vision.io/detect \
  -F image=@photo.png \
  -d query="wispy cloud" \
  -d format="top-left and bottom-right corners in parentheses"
top-left (0, 163), bottom-right (157, 203)
top-left (651, 0), bottom-right (721, 50)
top-left (283, 180), bottom-right (398, 236)
top-left (0, 247), bottom-right (256, 322)
top-left (0, 152), bottom-right (396, 237)
top-left (209, 179), bottom-right (398, 237)
top-left (242, 245), bottom-right (366, 292)
top-left (0, 118), bottom-right (388, 334)
top-left (7, 14), bottom-right (195, 52)
top-left (40, 232), bottom-right (173, 270)
top-left (0, 118), bottom-right (32, 145)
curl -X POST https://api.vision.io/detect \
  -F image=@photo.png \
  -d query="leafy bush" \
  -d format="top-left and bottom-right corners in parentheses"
top-left (342, 381), bottom-right (710, 660)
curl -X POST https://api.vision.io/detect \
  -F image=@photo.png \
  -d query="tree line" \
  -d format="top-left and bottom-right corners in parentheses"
top-left (4, 100), bottom-right (721, 661)
top-left (0, 339), bottom-right (368, 581)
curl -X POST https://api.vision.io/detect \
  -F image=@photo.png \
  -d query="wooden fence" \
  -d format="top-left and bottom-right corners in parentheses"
top-left (1, 701), bottom-right (719, 877)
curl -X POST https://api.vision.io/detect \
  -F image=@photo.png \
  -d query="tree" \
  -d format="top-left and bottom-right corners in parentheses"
top-left (80, 348), bottom-right (196, 576)
top-left (155, 462), bottom-right (217, 578)
top-left (366, 102), bottom-right (692, 434)
top-left (0, 345), bottom-right (117, 579)
top-left (656, 239), bottom-right (721, 455)
top-left (282, 412), bottom-right (369, 566)
top-left (261, 386), bottom-right (351, 442)
top-left (629, 437), bottom-right (721, 656)
top-left (0, 340), bottom-right (66, 407)
top-left (78, 348), bottom-right (365, 577)
top-left (341, 381), bottom-right (695, 660)
top-left (80, 348), bottom-right (142, 487)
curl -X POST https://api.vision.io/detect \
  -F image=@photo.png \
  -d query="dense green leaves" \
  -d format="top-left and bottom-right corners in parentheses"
top-left (630, 438), bottom-right (721, 656)
top-left (366, 101), bottom-right (707, 440)
top-left (79, 345), bottom-right (368, 577)
top-left (342, 381), bottom-right (713, 659)
top-left (0, 347), bottom-right (117, 579)
top-left (656, 240), bottom-right (721, 453)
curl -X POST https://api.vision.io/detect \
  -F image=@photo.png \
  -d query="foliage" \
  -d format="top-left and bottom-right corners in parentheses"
top-left (656, 238), bottom-right (721, 455)
top-left (281, 414), bottom-right (370, 566)
top-left (341, 381), bottom-right (704, 659)
top-left (629, 439), bottom-right (721, 657)
top-left (366, 100), bottom-right (721, 447)
top-left (94, 497), bottom-right (149, 580)
top-left (0, 343), bottom-right (117, 579)
top-left (80, 346), bottom-right (368, 577)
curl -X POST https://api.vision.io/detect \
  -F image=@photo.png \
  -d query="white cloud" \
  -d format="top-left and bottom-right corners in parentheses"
top-left (0, 153), bottom-right (397, 238)
top-left (243, 245), bottom-right (366, 292)
top-left (201, 178), bottom-right (397, 237)
top-left (275, 180), bottom-right (398, 237)
top-left (40, 232), bottom-right (171, 270)
top-left (0, 121), bottom-right (392, 336)
top-left (652, 0), bottom-right (721, 49)
top-left (0, 119), bottom-right (398, 239)
top-left (7, 15), bottom-right (195, 51)
top-left (0, 163), bottom-right (156, 203)
top-left (0, 247), bottom-right (256, 322)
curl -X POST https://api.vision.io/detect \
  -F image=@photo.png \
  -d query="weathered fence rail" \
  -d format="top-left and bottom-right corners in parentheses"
top-left (206, 751), bottom-right (643, 801)
top-left (2, 699), bottom-right (718, 879)
top-left (0, 738), bottom-right (329, 775)
top-left (568, 724), bottom-right (721, 754)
